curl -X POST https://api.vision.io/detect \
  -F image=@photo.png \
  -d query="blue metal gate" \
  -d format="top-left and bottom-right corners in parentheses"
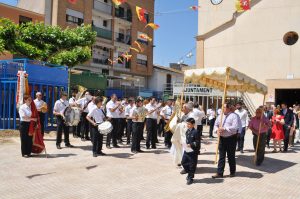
top-left (0, 59), bottom-right (68, 130)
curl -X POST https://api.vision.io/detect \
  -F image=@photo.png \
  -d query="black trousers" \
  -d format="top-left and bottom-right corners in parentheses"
top-left (56, 116), bottom-right (70, 146)
top-left (283, 126), bottom-right (290, 151)
top-left (182, 151), bottom-right (198, 179)
top-left (107, 118), bottom-right (118, 146)
top-left (146, 118), bottom-right (157, 148)
top-left (237, 127), bottom-right (246, 150)
top-left (253, 133), bottom-right (267, 165)
top-left (217, 134), bottom-right (237, 175)
top-left (266, 127), bottom-right (272, 146)
top-left (131, 122), bottom-right (144, 152)
top-left (117, 118), bottom-right (126, 140)
top-left (197, 125), bottom-right (203, 136)
top-left (38, 112), bottom-right (45, 135)
top-left (90, 125), bottom-right (103, 154)
top-left (158, 119), bottom-right (164, 137)
top-left (127, 119), bottom-right (133, 143)
top-left (209, 118), bottom-right (215, 137)
top-left (19, 121), bottom-right (32, 156)
top-left (80, 112), bottom-right (90, 139)
top-left (71, 121), bottom-right (81, 137)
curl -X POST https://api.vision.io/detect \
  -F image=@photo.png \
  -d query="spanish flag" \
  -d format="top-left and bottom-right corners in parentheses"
top-left (136, 6), bottom-right (147, 23)
top-left (235, 0), bottom-right (251, 13)
top-left (145, 23), bottom-right (160, 30)
top-left (112, 0), bottom-right (126, 7)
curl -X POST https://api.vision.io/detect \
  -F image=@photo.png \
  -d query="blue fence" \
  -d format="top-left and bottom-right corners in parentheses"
top-left (0, 59), bottom-right (68, 130)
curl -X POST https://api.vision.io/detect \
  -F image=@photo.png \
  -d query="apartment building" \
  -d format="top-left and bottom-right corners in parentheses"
top-left (18, 0), bottom-right (155, 90)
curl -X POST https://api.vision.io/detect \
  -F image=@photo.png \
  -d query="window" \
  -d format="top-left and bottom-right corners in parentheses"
top-left (19, 15), bottom-right (32, 24)
top-left (66, 15), bottom-right (84, 25)
top-left (102, 69), bottom-right (109, 76)
top-left (283, 31), bottom-right (298, 46)
top-left (103, 20), bottom-right (107, 27)
top-left (104, 0), bottom-right (108, 3)
top-left (137, 54), bottom-right (148, 66)
top-left (66, 9), bottom-right (84, 25)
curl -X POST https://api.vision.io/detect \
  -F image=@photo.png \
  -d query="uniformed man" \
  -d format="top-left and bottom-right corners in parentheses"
top-left (145, 97), bottom-right (160, 149)
top-left (53, 92), bottom-right (74, 149)
top-left (69, 91), bottom-right (80, 138)
top-left (106, 94), bottom-right (121, 148)
top-left (125, 98), bottom-right (135, 145)
top-left (160, 99), bottom-right (173, 148)
top-left (34, 92), bottom-right (46, 136)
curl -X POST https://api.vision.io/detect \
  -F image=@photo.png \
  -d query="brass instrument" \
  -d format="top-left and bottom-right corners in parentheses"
top-left (75, 85), bottom-right (87, 100)
top-left (41, 103), bottom-right (48, 113)
top-left (164, 99), bottom-right (181, 132)
top-left (136, 106), bottom-right (148, 122)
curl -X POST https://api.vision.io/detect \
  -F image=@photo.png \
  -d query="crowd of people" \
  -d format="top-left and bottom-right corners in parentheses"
top-left (18, 90), bottom-right (300, 185)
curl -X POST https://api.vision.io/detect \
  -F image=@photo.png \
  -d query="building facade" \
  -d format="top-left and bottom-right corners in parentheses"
top-left (18, 0), bottom-right (154, 90)
top-left (196, 0), bottom-right (300, 107)
top-left (0, 3), bottom-right (44, 60)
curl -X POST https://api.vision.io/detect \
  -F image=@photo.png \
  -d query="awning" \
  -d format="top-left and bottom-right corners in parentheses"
top-left (184, 67), bottom-right (267, 95)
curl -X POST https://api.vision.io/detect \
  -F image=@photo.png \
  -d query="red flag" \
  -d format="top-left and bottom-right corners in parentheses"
top-left (136, 6), bottom-right (147, 23)
top-left (236, 0), bottom-right (251, 12)
top-left (68, 0), bottom-right (77, 4)
top-left (112, 0), bottom-right (126, 6)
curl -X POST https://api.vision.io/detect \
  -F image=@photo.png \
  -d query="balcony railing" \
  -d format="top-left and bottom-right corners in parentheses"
top-left (93, 58), bottom-right (109, 66)
top-left (92, 26), bottom-right (112, 40)
top-left (115, 33), bottom-right (131, 45)
top-left (93, 0), bottom-right (112, 15)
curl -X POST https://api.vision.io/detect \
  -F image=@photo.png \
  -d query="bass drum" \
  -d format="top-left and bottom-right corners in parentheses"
top-left (64, 107), bottom-right (81, 126)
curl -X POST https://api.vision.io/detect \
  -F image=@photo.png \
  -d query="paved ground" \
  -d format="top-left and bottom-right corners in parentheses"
top-left (0, 127), bottom-right (300, 199)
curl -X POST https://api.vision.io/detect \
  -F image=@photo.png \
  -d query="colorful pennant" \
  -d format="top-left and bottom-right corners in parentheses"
top-left (136, 6), bottom-right (148, 23)
top-left (130, 47), bottom-right (140, 53)
top-left (112, 0), bottom-right (127, 7)
top-left (145, 23), bottom-right (160, 30)
top-left (139, 33), bottom-right (152, 42)
top-left (190, 6), bottom-right (201, 11)
top-left (134, 41), bottom-right (144, 52)
top-left (235, 0), bottom-right (251, 12)
top-left (122, 52), bottom-right (132, 62)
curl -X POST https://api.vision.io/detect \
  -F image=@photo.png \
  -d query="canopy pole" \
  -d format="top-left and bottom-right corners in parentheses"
top-left (253, 94), bottom-right (267, 164)
top-left (180, 77), bottom-right (186, 106)
top-left (215, 68), bottom-right (230, 164)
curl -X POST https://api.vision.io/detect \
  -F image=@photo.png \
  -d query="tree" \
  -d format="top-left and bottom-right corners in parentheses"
top-left (0, 18), bottom-right (96, 67)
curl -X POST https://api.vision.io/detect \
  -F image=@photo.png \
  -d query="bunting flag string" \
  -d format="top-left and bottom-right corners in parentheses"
top-left (236, 0), bottom-right (251, 12)
top-left (145, 23), bottom-right (160, 30)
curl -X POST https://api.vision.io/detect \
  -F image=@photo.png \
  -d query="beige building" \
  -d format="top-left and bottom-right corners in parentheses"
top-left (18, 0), bottom-right (154, 89)
top-left (196, 0), bottom-right (300, 107)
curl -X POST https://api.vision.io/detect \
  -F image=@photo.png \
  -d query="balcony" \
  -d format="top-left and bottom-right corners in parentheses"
top-left (93, 0), bottom-right (112, 15)
top-left (115, 7), bottom-right (132, 22)
top-left (115, 33), bottom-right (131, 45)
top-left (92, 26), bottom-right (112, 40)
top-left (93, 58), bottom-right (109, 66)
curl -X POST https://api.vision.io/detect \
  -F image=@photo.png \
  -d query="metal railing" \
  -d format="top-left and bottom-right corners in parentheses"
top-left (93, 58), bottom-right (109, 65)
top-left (241, 92), bottom-right (256, 116)
top-left (92, 26), bottom-right (113, 40)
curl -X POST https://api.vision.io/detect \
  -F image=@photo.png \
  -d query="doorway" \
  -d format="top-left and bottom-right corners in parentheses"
top-left (275, 89), bottom-right (300, 107)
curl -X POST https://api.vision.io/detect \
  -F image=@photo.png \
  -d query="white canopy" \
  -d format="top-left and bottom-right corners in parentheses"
top-left (184, 67), bottom-right (267, 95)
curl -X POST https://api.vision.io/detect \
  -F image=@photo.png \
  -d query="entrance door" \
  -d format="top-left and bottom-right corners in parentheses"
top-left (275, 89), bottom-right (300, 107)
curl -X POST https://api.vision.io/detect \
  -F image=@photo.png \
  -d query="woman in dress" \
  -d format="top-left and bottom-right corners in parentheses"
top-left (271, 109), bottom-right (285, 152)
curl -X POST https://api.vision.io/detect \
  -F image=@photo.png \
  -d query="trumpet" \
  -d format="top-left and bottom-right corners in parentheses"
top-left (41, 103), bottom-right (48, 113)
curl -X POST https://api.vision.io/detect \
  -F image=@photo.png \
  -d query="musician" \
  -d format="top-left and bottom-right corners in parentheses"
top-left (160, 99), bottom-right (173, 149)
top-left (34, 92), bottom-right (46, 136)
top-left (180, 118), bottom-right (200, 185)
top-left (76, 91), bottom-right (93, 141)
top-left (212, 102), bottom-right (239, 178)
top-left (69, 91), bottom-right (81, 138)
top-left (125, 98), bottom-right (135, 145)
top-left (19, 95), bottom-right (36, 157)
top-left (207, 104), bottom-right (216, 138)
top-left (145, 97), bottom-right (160, 149)
top-left (106, 94), bottom-right (121, 148)
top-left (131, 98), bottom-right (147, 153)
top-left (191, 103), bottom-right (205, 137)
top-left (86, 97), bottom-right (106, 157)
top-left (117, 99), bottom-right (126, 144)
top-left (53, 92), bottom-right (74, 149)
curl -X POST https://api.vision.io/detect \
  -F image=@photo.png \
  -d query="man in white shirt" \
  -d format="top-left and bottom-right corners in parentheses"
top-left (191, 103), bottom-right (206, 137)
top-left (106, 94), bottom-right (121, 148)
top-left (86, 97), bottom-right (106, 157)
top-left (125, 98), bottom-right (135, 144)
top-left (76, 91), bottom-right (93, 141)
top-left (117, 99), bottom-right (126, 144)
top-left (160, 99), bottom-right (173, 148)
top-left (34, 92), bottom-right (47, 136)
top-left (235, 102), bottom-right (249, 153)
top-left (69, 91), bottom-right (81, 138)
top-left (53, 92), bottom-right (74, 149)
top-left (145, 97), bottom-right (160, 149)
top-left (207, 104), bottom-right (216, 138)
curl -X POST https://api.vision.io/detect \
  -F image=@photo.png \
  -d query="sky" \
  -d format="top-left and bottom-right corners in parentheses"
top-left (0, 0), bottom-right (198, 67)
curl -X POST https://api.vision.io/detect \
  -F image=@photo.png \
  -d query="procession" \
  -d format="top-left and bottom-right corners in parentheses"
top-left (1, 0), bottom-right (300, 198)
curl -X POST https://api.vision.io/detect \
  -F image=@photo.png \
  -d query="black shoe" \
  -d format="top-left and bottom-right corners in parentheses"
top-left (118, 140), bottom-right (122, 144)
top-left (151, 146), bottom-right (156, 149)
top-left (97, 151), bottom-right (106, 156)
top-left (186, 178), bottom-right (193, 185)
top-left (236, 148), bottom-right (241, 151)
top-left (106, 145), bottom-right (112, 149)
top-left (230, 173), bottom-right (235, 178)
top-left (85, 137), bottom-right (91, 141)
top-left (93, 153), bottom-right (97, 157)
top-left (56, 145), bottom-right (62, 149)
top-left (23, 155), bottom-right (30, 158)
top-left (127, 141), bottom-right (130, 145)
top-left (131, 150), bottom-right (137, 154)
top-left (146, 146), bottom-right (150, 149)
top-left (65, 144), bottom-right (74, 148)
top-left (180, 169), bottom-right (187, 175)
top-left (240, 149), bottom-right (244, 153)
top-left (137, 150), bottom-right (144, 153)
top-left (113, 145), bottom-right (120, 148)
top-left (212, 173), bottom-right (223, 179)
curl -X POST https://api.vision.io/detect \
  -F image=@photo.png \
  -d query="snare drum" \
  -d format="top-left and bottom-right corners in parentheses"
top-left (98, 121), bottom-right (113, 135)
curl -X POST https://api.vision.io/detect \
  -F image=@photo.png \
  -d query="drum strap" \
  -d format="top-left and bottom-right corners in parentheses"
top-left (83, 100), bottom-right (92, 111)
top-left (101, 109), bottom-right (106, 118)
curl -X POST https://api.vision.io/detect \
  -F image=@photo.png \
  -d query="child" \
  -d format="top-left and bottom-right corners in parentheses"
top-left (86, 97), bottom-right (106, 157)
top-left (180, 118), bottom-right (201, 185)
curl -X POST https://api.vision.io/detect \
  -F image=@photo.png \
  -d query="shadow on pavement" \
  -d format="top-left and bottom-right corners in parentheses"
top-left (45, 153), bottom-right (77, 158)
top-left (198, 159), bottom-right (215, 165)
top-left (86, 165), bottom-right (98, 170)
top-left (26, 172), bottom-right (56, 179)
top-left (234, 171), bottom-right (263, 179)
top-left (108, 153), bottom-right (134, 159)
top-left (193, 177), bottom-right (224, 184)
top-left (236, 155), bottom-right (297, 173)
top-left (195, 167), bottom-right (216, 174)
